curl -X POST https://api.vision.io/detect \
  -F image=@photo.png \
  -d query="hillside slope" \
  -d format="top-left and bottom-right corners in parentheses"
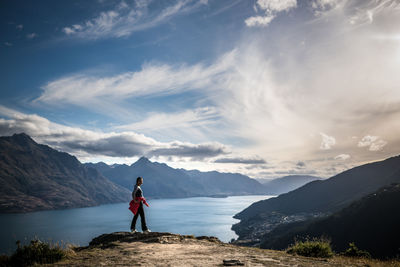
top-left (260, 183), bottom-right (400, 259)
top-left (0, 133), bottom-right (130, 213)
top-left (262, 175), bottom-right (321, 195)
top-left (235, 155), bottom-right (400, 219)
top-left (232, 155), bottom-right (400, 242)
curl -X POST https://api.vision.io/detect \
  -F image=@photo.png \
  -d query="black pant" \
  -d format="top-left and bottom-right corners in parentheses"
top-left (131, 202), bottom-right (148, 231)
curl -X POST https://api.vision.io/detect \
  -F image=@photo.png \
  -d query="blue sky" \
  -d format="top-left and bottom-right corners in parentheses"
top-left (1, 0), bottom-right (400, 179)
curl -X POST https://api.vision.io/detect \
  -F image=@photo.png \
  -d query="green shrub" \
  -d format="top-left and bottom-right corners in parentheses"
top-left (287, 238), bottom-right (334, 258)
top-left (342, 242), bottom-right (371, 258)
top-left (1, 239), bottom-right (66, 267)
top-left (0, 254), bottom-right (10, 267)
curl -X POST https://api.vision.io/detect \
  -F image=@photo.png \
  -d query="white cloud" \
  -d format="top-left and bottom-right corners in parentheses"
top-left (320, 133), bottom-right (336, 150)
top-left (334, 154), bottom-right (350, 160)
top-left (16, 24), bottom-right (23, 30)
top-left (358, 135), bottom-right (378, 147)
top-left (0, 106), bottom-right (229, 160)
top-left (62, 0), bottom-right (207, 40)
top-left (257, 0), bottom-right (297, 13)
top-left (63, 27), bottom-right (75, 35)
top-left (312, 0), bottom-right (342, 11)
top-left (358, 135), bottom-right (388, 151)
top-left (369, 139), bottom-right (388, 151)
top-left (245, 0), bottom-right (296, 27)
top-left (346, 0), bottom-right (399, 25)
top-left (245, 15), bottom-right (274, 27)
top-left (26, 33), bottom-right (38, 39)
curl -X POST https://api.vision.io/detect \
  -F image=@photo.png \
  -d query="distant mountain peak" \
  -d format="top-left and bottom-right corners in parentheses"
top-left (1, 132), bottom-right (38, 147)
top-left (11, 132), bottom-right (35, 141)
top-left (135, 156), bottom-right (151, 164)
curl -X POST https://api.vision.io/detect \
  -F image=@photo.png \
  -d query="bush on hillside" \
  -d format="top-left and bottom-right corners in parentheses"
top-left (286, 238), bottom-right (333, 258)
top-left (0, 239), bottom-right (66, 267)
top-left (342, 242), bottom-right (371, 258)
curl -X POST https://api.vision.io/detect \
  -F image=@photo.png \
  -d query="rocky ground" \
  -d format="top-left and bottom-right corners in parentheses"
top-left (40, 232), bottom-right (399, 267)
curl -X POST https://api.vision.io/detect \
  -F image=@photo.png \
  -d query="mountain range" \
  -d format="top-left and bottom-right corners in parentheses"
top-left (86, 161), bottom-right (322, 198)
top-left (0, 133), bottom-right (130, 213)
top-left (0, 132), bottom-right (341, 215)
top-left (232, 154), bottom-right (400, 256)
top-left (86, 157), bottom-right (267, 198)
top-left (1, 133), bottom-right (293, 213)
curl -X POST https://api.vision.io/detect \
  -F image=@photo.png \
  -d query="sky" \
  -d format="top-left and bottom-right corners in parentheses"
top-left (1, 0), bottom-right (400, 180)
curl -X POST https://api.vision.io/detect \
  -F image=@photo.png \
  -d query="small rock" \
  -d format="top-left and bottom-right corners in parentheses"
top-left (223, 259), bottom-right (244, 266)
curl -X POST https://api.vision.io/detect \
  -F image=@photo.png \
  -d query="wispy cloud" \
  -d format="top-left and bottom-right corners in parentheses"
top-left (62, 0), bottom-right (207, 40)
top-left (346, 0), bottom-right (399, 25)
top-left (114, 107), bottom-right (221, 143)
top-left (36, 50), bottom-right (235, 106)
top-left (116, 107), bottom-right (219, 132)
top-left (246, 0), bottom-right (399, 28)
top-left (311, 0), bottom-right (399, 26)
top-left (16, 24), bottom-right (23, 30)
top-left (213, 157), bottom-right (266, 164)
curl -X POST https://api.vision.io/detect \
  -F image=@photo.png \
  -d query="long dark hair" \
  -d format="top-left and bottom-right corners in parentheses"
top-left (136, 176), bottom-right (143, 185)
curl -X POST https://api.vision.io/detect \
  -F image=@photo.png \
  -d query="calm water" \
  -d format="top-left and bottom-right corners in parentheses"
top-left (0, 195), bottom-right (272, 254)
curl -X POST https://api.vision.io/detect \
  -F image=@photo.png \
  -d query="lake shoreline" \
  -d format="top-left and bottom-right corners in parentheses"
top-left (0, 194), bottom-right (273, 215)
top-left (0, 195), bottom-right (273, 255)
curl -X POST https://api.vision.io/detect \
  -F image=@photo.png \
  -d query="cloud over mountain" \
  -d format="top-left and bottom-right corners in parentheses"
top-left (0, 106), bottom-right (228, 161)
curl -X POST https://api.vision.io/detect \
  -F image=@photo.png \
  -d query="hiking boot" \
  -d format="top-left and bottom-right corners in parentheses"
top-left (143, 229), bottom-right (151, 234)
top-left (131, 229), bottom-right (138, 233)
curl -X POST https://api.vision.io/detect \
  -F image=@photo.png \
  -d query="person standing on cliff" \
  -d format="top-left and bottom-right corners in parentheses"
top-left (130, 176), bottom-right (151, 233)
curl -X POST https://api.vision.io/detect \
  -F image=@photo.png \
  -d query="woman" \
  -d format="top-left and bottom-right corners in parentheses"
top-left (130, 176), bottom-right (150, 233)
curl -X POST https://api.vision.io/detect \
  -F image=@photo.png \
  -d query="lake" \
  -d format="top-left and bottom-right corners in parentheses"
top-left (0, 195), bottom-right (273, 255)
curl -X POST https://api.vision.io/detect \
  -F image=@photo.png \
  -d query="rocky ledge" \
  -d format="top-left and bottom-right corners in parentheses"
top-left (88, 231), bottom-right (221, 248)
top-left (42, 232), bottom-right (396, 267)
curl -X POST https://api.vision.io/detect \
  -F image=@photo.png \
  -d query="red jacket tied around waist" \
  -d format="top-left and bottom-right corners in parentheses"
top-left (129, 197), bottom-right (149, 215)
